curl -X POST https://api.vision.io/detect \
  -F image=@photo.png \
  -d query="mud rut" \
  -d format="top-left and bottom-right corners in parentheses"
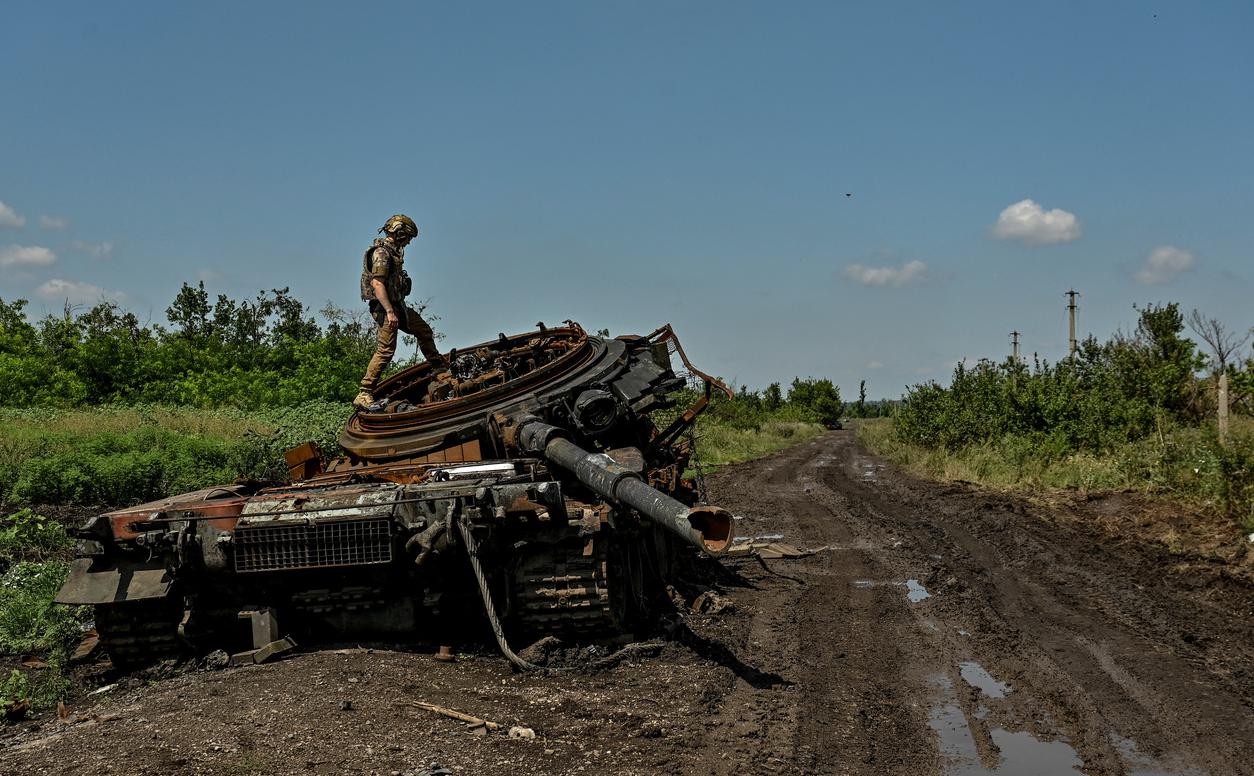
top-left (4, 431), bottom-right (1251, 776)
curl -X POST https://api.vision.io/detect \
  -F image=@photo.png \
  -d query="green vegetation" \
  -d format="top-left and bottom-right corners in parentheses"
top-left (695, 420), bottom-right (825, 467)
top-left (0, 290), bottom-right (362, 702)
top-left (863, 303), bottom-right (1254, 528)
top-left (660, 377), bottom-right (840, 469)
top-left (0, 403), bottom-right (351, 508)
top-left (0, 510), bottom-right (82, 714)
top-left (0, 284), bottom-right (393, 409)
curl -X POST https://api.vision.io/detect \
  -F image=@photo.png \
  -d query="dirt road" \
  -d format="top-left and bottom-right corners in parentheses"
top-left (4, 430), bottom-right (1252, 775)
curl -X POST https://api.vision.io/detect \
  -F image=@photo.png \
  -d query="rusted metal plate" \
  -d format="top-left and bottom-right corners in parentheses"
top-left (237, 486), bottom-right (400, 525)
top-left (106, 484), bottom-right (252, 539)
top-left (54, 558), bottom-right (174, 605)
top-left (284, 441), bottom-right (324, 480)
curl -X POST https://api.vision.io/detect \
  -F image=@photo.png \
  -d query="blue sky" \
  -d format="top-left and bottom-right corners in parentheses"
top-left (2, 1), bottom-right (1251, 398)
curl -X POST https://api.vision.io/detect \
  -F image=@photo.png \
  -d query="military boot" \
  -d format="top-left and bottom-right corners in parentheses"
top-left (353, 390), bottom-right (378, 411)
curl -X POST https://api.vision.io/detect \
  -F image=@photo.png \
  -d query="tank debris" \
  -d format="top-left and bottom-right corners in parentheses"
top-left (54, 322), bottom-right (734, 670)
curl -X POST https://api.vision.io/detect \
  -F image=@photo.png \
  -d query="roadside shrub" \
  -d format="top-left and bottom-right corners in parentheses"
top-left (0, 561), bottom-right (83, 656)
top-left (0, 401), bottom-right (351, 509)
top-left (0, 510), bottom-right (73, 571)
top-left (0, 560), bottom-right (83, 712)
top-left (894, 304), bottom-right (1203, 455)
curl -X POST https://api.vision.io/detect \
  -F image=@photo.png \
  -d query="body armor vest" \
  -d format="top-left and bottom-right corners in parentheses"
top-left (359, 238), bottom-right (412, 303)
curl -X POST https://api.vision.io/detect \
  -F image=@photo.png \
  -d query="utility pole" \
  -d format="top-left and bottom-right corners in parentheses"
top-left (1065, 289), bottom-right (1080, 357)
top-left (1010, 330), bottom-right (1021, 364)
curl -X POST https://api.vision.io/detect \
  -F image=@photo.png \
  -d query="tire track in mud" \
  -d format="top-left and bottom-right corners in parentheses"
top-left (695, 437), bottom-right (940, 775)
top-left (824, 432), bottom-right (1254, 775)
top-left (700, 430), bottom-right (1252, 776)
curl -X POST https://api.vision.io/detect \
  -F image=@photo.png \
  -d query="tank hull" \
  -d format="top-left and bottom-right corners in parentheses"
top-left (58, 323), bottom-right (731, 666)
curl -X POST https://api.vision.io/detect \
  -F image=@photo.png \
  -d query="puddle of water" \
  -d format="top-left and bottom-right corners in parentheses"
top-left (959, 661), bottom-right (1011, 699)
top-left (928, 674), bottom-right (1084, 776)
top-left (850, 578), bottom-right (935, 603)
top-left (930, 700), bottom-right (985, 774)
top-left (928, 675), bottom-right (983, 774)
top-left (991, 728), bottom-right (1084, 775)
top-left (906, 578), bottom-right (932, 602)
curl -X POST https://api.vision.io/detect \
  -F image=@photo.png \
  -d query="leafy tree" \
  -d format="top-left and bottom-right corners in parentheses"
top-left (763, 382), bottom-right (783, 411)
top-left (787, 377), bottom-right (843, 425)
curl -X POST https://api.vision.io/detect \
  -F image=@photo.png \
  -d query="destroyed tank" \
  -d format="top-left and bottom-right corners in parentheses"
top-left (57, 322), bottom-right (734, 668)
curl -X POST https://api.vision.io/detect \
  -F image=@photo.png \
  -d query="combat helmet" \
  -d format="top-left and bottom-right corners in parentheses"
top-left (380, 214), bottom-right (419, 240)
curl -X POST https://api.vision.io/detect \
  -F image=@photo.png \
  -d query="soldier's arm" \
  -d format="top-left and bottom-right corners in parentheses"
top-left (369, 249), bottom-right (399, 327)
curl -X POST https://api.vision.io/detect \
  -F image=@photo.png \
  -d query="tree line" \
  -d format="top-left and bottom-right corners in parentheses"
top-left (893, 303), bottom-right (1253, 453)
top-left (0, 283), bottom-right (381, 409)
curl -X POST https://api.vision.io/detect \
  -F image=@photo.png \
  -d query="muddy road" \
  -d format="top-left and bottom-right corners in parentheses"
top-left (4, 430), bottom-right (1252, 775)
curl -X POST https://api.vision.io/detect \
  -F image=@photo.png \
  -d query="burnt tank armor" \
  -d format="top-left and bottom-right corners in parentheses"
top-left (57, 323), bottom-right (733, 668)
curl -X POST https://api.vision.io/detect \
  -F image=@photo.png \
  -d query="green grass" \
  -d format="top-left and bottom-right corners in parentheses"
top-left (858, 416), bottom-right (1254, 527)
top-left (694, 419), bottom-right (826, 468)
top-left (0, 402), bottom-right (350, 509)
top-left (0, 509), bottom-right (83, 715)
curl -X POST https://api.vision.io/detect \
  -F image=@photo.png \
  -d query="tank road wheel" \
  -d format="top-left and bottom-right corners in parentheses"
top-left (95, 597), bottom-right (185, 670)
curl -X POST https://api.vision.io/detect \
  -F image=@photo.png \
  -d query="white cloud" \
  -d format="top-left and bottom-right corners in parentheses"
top-left (842, 259), bottom-right (929, 287)
top-left (1135, 245), bottom-right (1196, 284)
top-left (35, 278), bottom-right (126, 304)
top-left (865, 360), bottom-right (885, 369)
top-left (0, 201), bottom-right (25, 228)
top-left (72, 240), bottom-right (113, 258)
top-left (0, 244), bottom-right (57, 267)
top-left (197, 268), bottom-right (223, 282)
top-left (991, 199), bottom-right (1081, 244)
top-left (39, 215), bottom-right (70, 229)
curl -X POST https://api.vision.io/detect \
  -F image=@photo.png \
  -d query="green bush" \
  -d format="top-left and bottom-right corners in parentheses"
top-left (0, 561), bottom-right (83, 655)
top-left (0, 509), bottom-right (73, 571)
top-left (0, 559), bottom-right (83, 712)
top-left (0, 288), bottom-right (381, 410)
top-left (0, 401), bottom-right (351, 509)
top-left (893, 304), bottom-right (1202, 454)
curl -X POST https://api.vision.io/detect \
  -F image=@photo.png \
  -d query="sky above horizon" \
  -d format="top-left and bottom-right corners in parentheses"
top-left (2, 1), bottom-right (1252, 399)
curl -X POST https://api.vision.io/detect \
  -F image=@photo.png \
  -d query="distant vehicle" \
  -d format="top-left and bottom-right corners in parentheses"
top-left (825, 419), bottom-right (845, 430)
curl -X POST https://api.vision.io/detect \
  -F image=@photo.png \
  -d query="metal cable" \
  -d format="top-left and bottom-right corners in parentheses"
top-left (455, 516), bottom-right (547, 672)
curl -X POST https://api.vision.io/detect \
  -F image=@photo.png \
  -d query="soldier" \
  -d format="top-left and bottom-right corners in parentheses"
top-left (354, 214), bottom-right (446, 411)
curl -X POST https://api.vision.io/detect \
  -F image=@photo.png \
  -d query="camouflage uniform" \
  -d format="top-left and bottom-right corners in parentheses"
top-left (358, 236), bottom-right (443, 400)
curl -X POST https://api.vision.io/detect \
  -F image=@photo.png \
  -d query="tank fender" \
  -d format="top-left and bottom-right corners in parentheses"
top-left (54, 557), bottom-right (174, 605)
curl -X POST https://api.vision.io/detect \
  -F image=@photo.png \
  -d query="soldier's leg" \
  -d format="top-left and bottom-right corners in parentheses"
top-left (357, 308), bottom-right (399, 405)
top-left (399, 306), bottom-right (445, 366)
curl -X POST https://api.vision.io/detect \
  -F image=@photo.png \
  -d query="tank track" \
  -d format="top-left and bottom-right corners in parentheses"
top-left (511, 535), bottom-right (617, 639)
top-left (95, 598), bottom-right (184, 669)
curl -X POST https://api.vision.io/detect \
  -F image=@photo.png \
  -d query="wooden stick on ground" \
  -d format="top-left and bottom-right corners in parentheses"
top-left (410, 701), bottom-right (500, 732)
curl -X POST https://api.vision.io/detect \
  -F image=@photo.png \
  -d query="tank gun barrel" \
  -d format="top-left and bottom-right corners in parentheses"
top-left (515, 418), bottom-right (733, 555)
